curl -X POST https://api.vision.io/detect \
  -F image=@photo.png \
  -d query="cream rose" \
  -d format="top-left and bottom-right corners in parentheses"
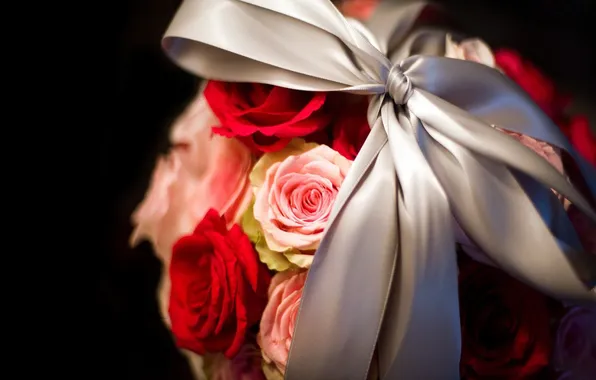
top-left (247, 139), bottom-right (352, 269)
top-left (257, 270), bottom-right (308, 375)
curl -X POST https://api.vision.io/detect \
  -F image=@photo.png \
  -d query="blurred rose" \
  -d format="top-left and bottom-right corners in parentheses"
top-left (258, 270), bottom-right (307, 375)
top-left (554, 306), bottom-right (596, 379)
top-left (458, 259), bottom-right (553, 379)
top-left (130, 92), bottom-right (253, 261)
top-left (250, 139), bottom-right (351, 269)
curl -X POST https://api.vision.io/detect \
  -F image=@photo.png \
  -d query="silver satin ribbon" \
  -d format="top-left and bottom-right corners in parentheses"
top-left (162, 1), bottom-right (596, 379)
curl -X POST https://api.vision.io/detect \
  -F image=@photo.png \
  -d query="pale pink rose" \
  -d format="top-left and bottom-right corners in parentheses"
top-left (500, 129), bottom-right (564, 174)
top-left (253, 144), bottom-right (352, 253)
top-left (130, 92), bottom-right (253, 261)
top-left (445, 35), bottom-right (496, 68)
top-left (257, 270), bottom-right (308, 375)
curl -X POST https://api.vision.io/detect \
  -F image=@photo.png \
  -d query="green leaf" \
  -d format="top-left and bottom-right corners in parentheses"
top-left (241, 201), bottom-right (261, 243)
top-left (285, 252), bottom-right (314, 268)
top-left (241, 200), bottom-right (297, 271)
top-left (255, 239), bottom-right (294, 272)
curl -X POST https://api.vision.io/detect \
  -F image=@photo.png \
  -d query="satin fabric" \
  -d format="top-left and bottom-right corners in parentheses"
top-left (162, 1), bottom-right (596, 379)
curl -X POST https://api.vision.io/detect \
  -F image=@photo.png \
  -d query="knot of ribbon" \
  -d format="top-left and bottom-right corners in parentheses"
top-left (162, 1), bottom-right (596, 379)
top-left (385, 63), bottom-right (412, 105)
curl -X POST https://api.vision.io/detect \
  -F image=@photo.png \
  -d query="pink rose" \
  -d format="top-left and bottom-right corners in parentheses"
top-left (253, 141), bottom-right (352, 256)
top-left (554, 306), bottom-right (596, 379)
top-left (130, 91), bottom-right (253, 261)
top-left (500, 129), bottom-right (564, 174)
top-left (258, 270), bottom-right (308, 374)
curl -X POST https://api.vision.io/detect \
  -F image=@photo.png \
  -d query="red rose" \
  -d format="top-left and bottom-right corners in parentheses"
top-left (495, 49), bottom-right (571, 121)
top-left (458, 258), bottom-right (553, 379)
top-left (168, 209), bottom-right (270, 358)
top-left (331, 96), bottom-right (371, 160)
top-left (204, 81), bottom-right (333, 153)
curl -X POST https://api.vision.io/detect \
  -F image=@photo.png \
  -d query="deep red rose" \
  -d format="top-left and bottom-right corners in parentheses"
top-left (331, 96), bottom-right (371, 160)
top-left (458, 258), bottom-right (553, 379)
top-left (204, 81), bottom-right (333, 153)
top-left (168, 209), bottom-right (271, 358)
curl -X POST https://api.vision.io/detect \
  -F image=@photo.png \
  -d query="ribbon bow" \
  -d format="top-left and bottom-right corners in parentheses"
top-left (386, 64), bottom-right (413, 104)
top-left (163, 1), bottom-right (596, 379)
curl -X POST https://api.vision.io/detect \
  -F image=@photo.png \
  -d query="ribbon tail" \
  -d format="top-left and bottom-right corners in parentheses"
top-left (375, 101), bottom-right (461, 379)
top-left (401, 56), bottom-right (596, 202)
top-left (285, 120), bottom-right (398, 380)
top-left (410, 94), bottom-right (596, 301)
top-left (410, 90), bottom-right (596, 222)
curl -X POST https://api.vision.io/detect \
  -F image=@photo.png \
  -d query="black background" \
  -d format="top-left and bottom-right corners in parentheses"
top-left (103, 1), bottom-right (595, 378)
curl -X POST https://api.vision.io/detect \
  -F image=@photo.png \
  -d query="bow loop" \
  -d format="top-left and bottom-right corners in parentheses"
top-left (386, 63), bottom-right (413, 105)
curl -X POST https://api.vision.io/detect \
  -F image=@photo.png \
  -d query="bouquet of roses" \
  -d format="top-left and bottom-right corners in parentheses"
top-left (130, 1), bottom-right (595, 379)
